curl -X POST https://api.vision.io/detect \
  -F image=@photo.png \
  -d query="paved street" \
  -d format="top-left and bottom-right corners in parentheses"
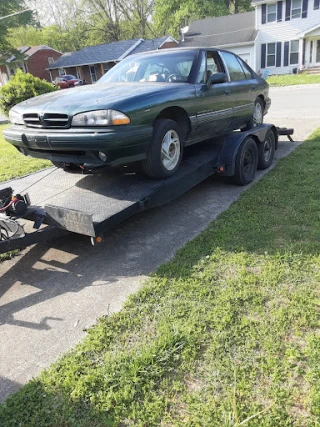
top-left (0, 84), bottom-right (319, 402)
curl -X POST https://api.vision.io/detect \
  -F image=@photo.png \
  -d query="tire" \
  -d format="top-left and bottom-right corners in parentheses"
top-left (141, 119), bottom-right (183, 179)
top-left (243, 98), bottom-right (264, 130)
top-left (257, 129), bottom-right (275, 170)
top-left (232, 137), bottom-right (258, 185)
top-left (51, 161), bottom-right (80, 172)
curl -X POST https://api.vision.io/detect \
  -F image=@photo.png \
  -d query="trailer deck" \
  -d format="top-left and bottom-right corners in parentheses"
top-left (0, 125), bottom-right (293, 254)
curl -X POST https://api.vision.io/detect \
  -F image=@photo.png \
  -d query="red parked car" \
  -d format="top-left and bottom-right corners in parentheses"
top-left (54, 75), bottom-right (81, 89)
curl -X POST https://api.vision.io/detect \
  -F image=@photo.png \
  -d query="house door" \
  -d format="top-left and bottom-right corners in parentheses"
top-left (310, 39), bottom-right (320, 66)
top-left (316, 40), bottom-right (320, 65)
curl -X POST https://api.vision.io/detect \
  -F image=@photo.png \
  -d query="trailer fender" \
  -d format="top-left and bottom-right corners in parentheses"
top-left (248, 124), bottom-right (278, 150)
top-left (218, 124), bottom-right (277, 177)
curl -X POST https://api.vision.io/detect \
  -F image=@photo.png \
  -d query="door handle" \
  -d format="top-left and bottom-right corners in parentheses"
top-left (225, 89), bottom-right (231, 95)
top-left (251, 85), bottom-right (256, 90)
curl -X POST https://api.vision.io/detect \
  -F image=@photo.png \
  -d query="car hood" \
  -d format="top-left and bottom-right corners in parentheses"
top-left (13, 82), bottom-right (187, 115)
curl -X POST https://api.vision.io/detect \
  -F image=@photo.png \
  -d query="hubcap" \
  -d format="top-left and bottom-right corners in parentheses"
top-left (161, 130), bottom-right (180, 170)
top-left (262, 136), bottom-right (272, 162)
top-left (253, 103), bottom-right (263, 126)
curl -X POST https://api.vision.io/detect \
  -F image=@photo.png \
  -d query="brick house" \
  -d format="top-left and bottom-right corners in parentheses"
top-left (0, 45), bottom-right (62, 86)
top-left (48, 36), bottom-right (179, 84)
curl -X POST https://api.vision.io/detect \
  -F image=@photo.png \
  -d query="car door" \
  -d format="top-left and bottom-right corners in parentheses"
top-left (218, 51), bottom-right (256, 129)
top-left (194, 50), bottom-right (233, 141)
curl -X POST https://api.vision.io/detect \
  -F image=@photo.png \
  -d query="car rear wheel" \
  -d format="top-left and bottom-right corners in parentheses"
top-left (141, 119), bottom-right (183, 178)
top-left (232, 137), bottom-right (258, 185)
top-left (243, 98), bottom-right (264, 130)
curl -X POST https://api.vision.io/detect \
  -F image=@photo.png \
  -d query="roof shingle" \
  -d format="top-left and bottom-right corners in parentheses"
top-left (48, 37), bottom-right (177, 69)
top-left (181, 12), bottom-right (257, 48)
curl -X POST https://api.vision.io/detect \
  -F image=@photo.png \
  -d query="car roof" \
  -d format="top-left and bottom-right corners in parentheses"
top-left (133, 47), bottom-right (217, 56)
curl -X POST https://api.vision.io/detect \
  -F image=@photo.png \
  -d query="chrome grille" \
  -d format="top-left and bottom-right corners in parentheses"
top-left (23, 113), bottom-right (69, 128)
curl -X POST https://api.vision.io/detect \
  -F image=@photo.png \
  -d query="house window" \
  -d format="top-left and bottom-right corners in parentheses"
top-left (315, 0), bottom-right (320, 9)
top-left (291, 0), bottom-right (302, 18)
top-left (267, 3), bottom-right (277, 22)
top-left (267, 43), bottom-right (276, 67)
top-left (58, 68), bottom-right (66, 76)
top-left (48, 57), bottom-right (54, 65)
top-left (290, 40), bottom-right (299, 64)
top-left (89, 65), bottom-right (97, 83)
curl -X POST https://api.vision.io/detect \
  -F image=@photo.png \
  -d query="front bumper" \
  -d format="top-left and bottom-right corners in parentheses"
top-left (3, 125), bottom-right (152, 165)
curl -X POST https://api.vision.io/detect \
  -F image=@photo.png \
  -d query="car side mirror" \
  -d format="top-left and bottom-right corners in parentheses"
top-left (208, 72), bottom-right (227, 85)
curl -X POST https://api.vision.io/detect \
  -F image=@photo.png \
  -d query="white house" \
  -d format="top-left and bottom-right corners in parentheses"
top-left (255, 0), bottom-right (320, 73)
top-left (180, 12), bottom-right (258, 70)
top-left (180, 1), bottom-right (320, 74)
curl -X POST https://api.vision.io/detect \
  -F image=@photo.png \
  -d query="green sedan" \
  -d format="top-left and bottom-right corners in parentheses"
top-left (3, 48), bottom-right (271, 178)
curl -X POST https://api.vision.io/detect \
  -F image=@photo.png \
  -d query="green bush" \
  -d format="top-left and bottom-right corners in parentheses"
top-left (0, 69), bottom-right (57, 116)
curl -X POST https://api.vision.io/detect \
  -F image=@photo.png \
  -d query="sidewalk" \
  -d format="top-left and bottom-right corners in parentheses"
top-left (0, 111), bottom-right (9, 124)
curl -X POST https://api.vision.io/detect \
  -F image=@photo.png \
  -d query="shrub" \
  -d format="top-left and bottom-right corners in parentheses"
top-left (0, 69), bottom-right (57, 116)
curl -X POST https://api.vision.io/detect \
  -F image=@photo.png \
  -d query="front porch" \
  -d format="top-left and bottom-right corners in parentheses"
top-left (298, 24), bottom-right (320, 72)
top-left (306, 66), bottom-right (320, 74)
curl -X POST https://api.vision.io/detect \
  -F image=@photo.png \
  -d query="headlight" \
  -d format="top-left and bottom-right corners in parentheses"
top-left (71, 109), bottom-right (130, 127)
top-left (9, 109), bottom-right (24, 125)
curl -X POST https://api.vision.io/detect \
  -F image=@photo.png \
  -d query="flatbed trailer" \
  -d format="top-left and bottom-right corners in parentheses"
top-left (0, 124), bottom-right (293, 255)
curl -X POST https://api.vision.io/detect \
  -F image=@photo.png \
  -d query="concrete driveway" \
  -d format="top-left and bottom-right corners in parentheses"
top-left (0, 84), bottom-right (319, 402)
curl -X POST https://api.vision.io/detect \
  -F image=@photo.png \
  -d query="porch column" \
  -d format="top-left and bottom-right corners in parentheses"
top-left (299, 38), bottom-right (304, 70)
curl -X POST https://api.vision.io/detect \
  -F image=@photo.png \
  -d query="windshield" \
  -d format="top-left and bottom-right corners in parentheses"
top-left (98, 50), bottom-right (197, 84)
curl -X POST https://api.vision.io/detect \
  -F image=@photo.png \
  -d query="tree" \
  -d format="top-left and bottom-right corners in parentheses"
top-left (153, 0), bottom-right (253, 39)
top-left (0, 69), bottom-right (56, 115)
top-left (0, 0), bottom-right (34, 60)
top-left (153, 0), bottom-right (228, 38)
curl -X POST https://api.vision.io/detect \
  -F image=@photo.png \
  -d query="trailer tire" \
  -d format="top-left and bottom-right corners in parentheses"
top-left (257, 129), bottom-right (275, 169)
top-left (142, 119), bottom-right (183, 178)
top-left (232, 137), bottom-right (258, 185)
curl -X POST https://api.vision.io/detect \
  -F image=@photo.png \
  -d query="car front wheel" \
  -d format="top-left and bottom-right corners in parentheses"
top-left (142, 119), bottom-right (183, 178)
top-left (52, 161), bottom-right (80, 172)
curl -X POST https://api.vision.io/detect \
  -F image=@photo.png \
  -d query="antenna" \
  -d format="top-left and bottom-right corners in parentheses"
top-left (180, 26), bottom-right (189, 42)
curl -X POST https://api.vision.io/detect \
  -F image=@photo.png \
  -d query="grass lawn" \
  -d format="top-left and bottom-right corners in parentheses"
top-left (0, 124), bottom-right (51, 183)
top-left (267, 73), bottom-right (320, 87)
top-left (1, 129), bottom-right (320, 426)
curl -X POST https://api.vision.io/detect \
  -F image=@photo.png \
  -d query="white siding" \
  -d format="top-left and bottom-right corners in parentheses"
top-left (255, 0), bottom-right (320, 73)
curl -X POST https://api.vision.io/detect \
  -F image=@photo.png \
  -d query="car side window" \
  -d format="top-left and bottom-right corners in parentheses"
top-left (220, 51), bottom-right (246, 82)
top-left (238, 59), bottom-right (253, 79)
top-left (195, 51), bottom-right (222, 84)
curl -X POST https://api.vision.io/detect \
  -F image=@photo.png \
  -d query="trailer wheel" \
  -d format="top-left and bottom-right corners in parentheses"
top-left (257, 129), bottom-right (275, 169)
top-left (232, 137), bottom-right (258, 185)
top-left (142, 119), bottom-right (183, 178)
